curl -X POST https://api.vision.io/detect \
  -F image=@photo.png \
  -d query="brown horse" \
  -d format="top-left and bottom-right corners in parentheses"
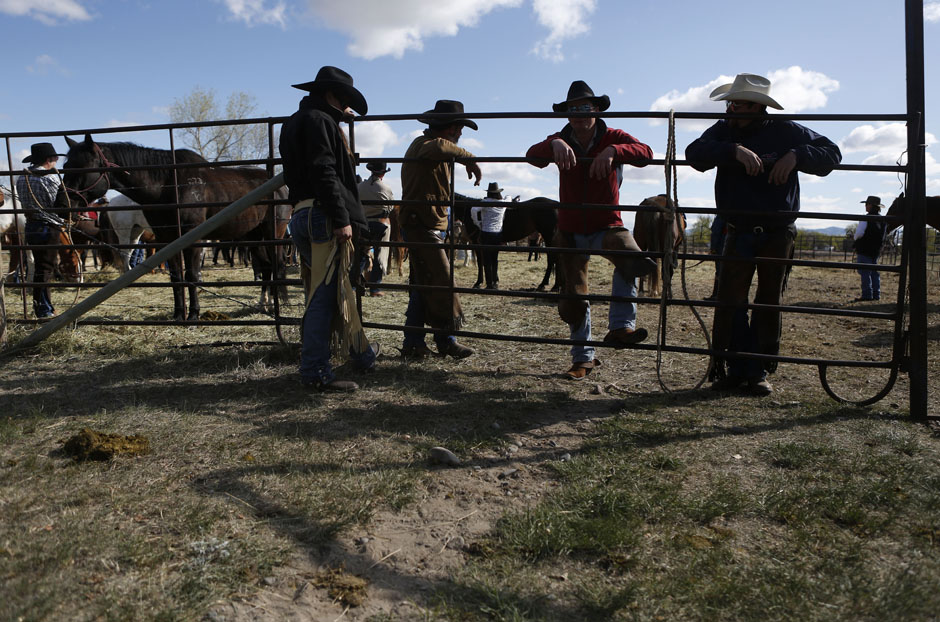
top-left (633, 194), bottom-right (686, 297)
top-left (61, 134), bottom-right (289, 320)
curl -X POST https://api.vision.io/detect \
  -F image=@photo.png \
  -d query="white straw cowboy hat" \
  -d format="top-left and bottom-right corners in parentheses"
top-left (709, 73), bottom-right (783, 110)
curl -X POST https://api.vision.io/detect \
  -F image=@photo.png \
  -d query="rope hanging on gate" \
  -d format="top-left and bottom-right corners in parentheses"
top-left (654, 110), bottom-right (712, 392)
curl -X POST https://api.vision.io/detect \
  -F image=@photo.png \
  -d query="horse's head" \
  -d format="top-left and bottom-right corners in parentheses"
top-left (62, 134), bottom-right (112, 206)
top-left (885, 193), bottom-right (905, 232)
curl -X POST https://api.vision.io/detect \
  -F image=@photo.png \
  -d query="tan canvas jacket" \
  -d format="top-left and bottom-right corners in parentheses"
top-left (400, 130), bottom-right (475, 231)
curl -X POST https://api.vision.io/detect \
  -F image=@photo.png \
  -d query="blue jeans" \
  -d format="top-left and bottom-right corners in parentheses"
top-left (856, 253), bottom-right (880, 300)
top-left (569, 230), bottom-right (638, 363)
top-left (291, 207), bottom-right (375, 384)
top-left (361, 220), bottom-right (388, 292)
top-left (401, 228), bottom-right (456, 350)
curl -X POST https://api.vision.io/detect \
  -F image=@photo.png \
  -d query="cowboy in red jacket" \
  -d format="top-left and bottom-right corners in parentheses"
top-left (527, 81), bottom-right (656, 380)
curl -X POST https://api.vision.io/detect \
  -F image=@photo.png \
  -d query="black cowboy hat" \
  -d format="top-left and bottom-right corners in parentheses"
top-left (292, 66), bottom-right (368, 116)
top-left (861, 195), bottom-right (885, 209)
top-left (552, 80), bottom-right (610, 113)
top-left (417, 100), bottom-right (478, 130)
top-left (23, 142), bottom-right (65, 164)
top-left (366, 161), bottom-right (391, 174)
top-left (486, 182), bottom-right (503, 197)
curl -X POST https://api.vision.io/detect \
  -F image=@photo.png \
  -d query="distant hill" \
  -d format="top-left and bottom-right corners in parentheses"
top-left (802, 226), bottom-right (849, 236)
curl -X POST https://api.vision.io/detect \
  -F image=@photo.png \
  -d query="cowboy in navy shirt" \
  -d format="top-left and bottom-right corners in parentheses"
top-left (686, 74), bottom-right (841, 395)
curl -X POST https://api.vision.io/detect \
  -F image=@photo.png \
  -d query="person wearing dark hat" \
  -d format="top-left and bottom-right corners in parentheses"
top-left (279, 66), bottom-right (380, 392)
top-left (469, 181), bottom-right (507, 289)
top-left (398, 99), bottom-right (482, 360)
top-left (358, 161), bottom-right (395, 296)
top-left (853, 195), bottom-right (887, 301)
top-left (526, 80), bottom-right (657, 380)
top-left (686, 73), bottom-right (842, 396)
top-left (16, 142), bottom-right (67, 319)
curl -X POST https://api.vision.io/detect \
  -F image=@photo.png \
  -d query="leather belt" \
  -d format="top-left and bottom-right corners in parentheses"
top-left (292, 198), bottom-right (315, 214)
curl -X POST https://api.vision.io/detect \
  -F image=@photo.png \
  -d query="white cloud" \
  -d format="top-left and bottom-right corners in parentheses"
top-left (26, 55), bottom-right (69, 76)
top-left (926, 2), bottom-right (940, 22)
top-left (0, 0), bottom-right (91, 24)
top-left (841, 123), bottom-right (939, 184)
top-left (302, 0), bottom-right (522, 60)
top-left (350, 120), bottom-right (401, 157)
top-left (530, 0), bottom-right (596, 62)
top-left (106, 119), bottom-right (144, 129)
top-left (460, 137), bottom-right (485, 151)
top-left (218, 0), bottom-right (286, 27)
top-left (651, 67), bottom-right (839, 131)
top-left (765, 66), bottom-right (839, 111)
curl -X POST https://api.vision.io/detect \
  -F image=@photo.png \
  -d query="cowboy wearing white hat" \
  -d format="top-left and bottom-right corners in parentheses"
top-left (526, 79), bottom-right (657, 380)
top-left (686, 72), bottom-right (842, 395)
top-left (279, 66), bottom-right (379, 392)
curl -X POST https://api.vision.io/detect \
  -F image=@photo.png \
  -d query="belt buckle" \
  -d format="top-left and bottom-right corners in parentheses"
top-left (753, 225), bottom-right (764, 235)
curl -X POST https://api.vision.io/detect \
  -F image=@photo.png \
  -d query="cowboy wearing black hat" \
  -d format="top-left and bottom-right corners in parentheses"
top-left (279, 66), bottom-right (379, 392)
top-left (16, 142), bottom-right (68, 319)
top-left (358, 160), bottom-right (395, 296)
top-left (470, 181), bottom-right (507, 289)
top-left (853, 195), bottom-right (887, 301)
top-left (398, 99), bottom-right (482, 360)
top-left (526, 80), bottom-right (656, 380)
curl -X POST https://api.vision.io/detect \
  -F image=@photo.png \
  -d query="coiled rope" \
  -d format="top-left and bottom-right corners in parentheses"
top-left (655, 110), bottom-right (712, 392)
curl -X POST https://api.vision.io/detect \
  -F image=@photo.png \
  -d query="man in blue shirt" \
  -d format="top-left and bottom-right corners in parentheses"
top-left (686, 73), bottom-right (842, 395)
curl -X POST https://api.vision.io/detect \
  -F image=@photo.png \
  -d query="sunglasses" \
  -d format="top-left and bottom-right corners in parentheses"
top-left (567, 104), bottom-right (596, 113)
top-left (727, 100), bottom-right (763, 111)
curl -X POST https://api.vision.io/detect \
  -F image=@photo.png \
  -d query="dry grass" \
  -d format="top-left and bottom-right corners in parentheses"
top-left (1, 245), bottom-right (938, 621)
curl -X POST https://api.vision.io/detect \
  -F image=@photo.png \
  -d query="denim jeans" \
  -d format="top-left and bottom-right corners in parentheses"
top-left (401, 227), bottom-right (456, 350)
top-left (25, 220), bottom-right (56, 318)
top-left (291, 206), bottom-right (375, 384)
top-left (569, 230), bottom-right (638, 363)
top-left (361, 220), bottom-right (389, 292)
top-left (856, 253), bottom-right (880, 300)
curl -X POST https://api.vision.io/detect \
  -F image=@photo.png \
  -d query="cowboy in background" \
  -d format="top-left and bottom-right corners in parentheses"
top-left (853, 195), bottom-right (888, 302)
top-left (17, 142), bottom-right (68, 319)
top-left (398, 99), bottom-right (482, 360)
top-left (279, 66), bottom-right (380, 392)
top-left (686, 73), bottom-right (842, 396)
top-left (526, 80), bottom-right (657, 381)
top-left (470, 181), bottom-right (507, 289)
top-left (358, 161), bottom-right (395, 297)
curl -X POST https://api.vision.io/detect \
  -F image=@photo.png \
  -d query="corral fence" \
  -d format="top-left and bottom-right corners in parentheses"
top-left (0, 1), bottom-right (930, 419)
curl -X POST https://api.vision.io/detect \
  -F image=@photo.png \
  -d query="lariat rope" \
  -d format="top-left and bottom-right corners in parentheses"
top-left (655, 110), bottom-right (712, 392)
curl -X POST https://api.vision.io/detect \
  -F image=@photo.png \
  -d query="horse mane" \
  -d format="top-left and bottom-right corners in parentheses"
top-left (105, 141), bottom-right (207, 167)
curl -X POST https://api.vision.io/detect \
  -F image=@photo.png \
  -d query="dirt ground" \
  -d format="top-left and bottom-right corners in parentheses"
top-left (2, 245), bottom-right (938, 621)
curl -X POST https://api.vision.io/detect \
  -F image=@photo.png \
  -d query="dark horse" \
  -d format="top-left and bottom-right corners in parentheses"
top-left (453, 195), bottom-right (560, 291)
top-left (885, 193), bottom-right (940, 232)
top-left (61, 134), bottom-right (289, 321)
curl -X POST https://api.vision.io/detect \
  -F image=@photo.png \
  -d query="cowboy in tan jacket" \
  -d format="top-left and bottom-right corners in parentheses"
top-left (399, 99), bottom-right (482, 360)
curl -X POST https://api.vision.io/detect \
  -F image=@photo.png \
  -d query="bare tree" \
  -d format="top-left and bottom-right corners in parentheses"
top-left (169, 87), bottom-right (269, 162)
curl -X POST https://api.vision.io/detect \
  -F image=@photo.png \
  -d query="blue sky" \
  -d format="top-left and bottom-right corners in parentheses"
top-left (1, 0), bottom-right (938, 230)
